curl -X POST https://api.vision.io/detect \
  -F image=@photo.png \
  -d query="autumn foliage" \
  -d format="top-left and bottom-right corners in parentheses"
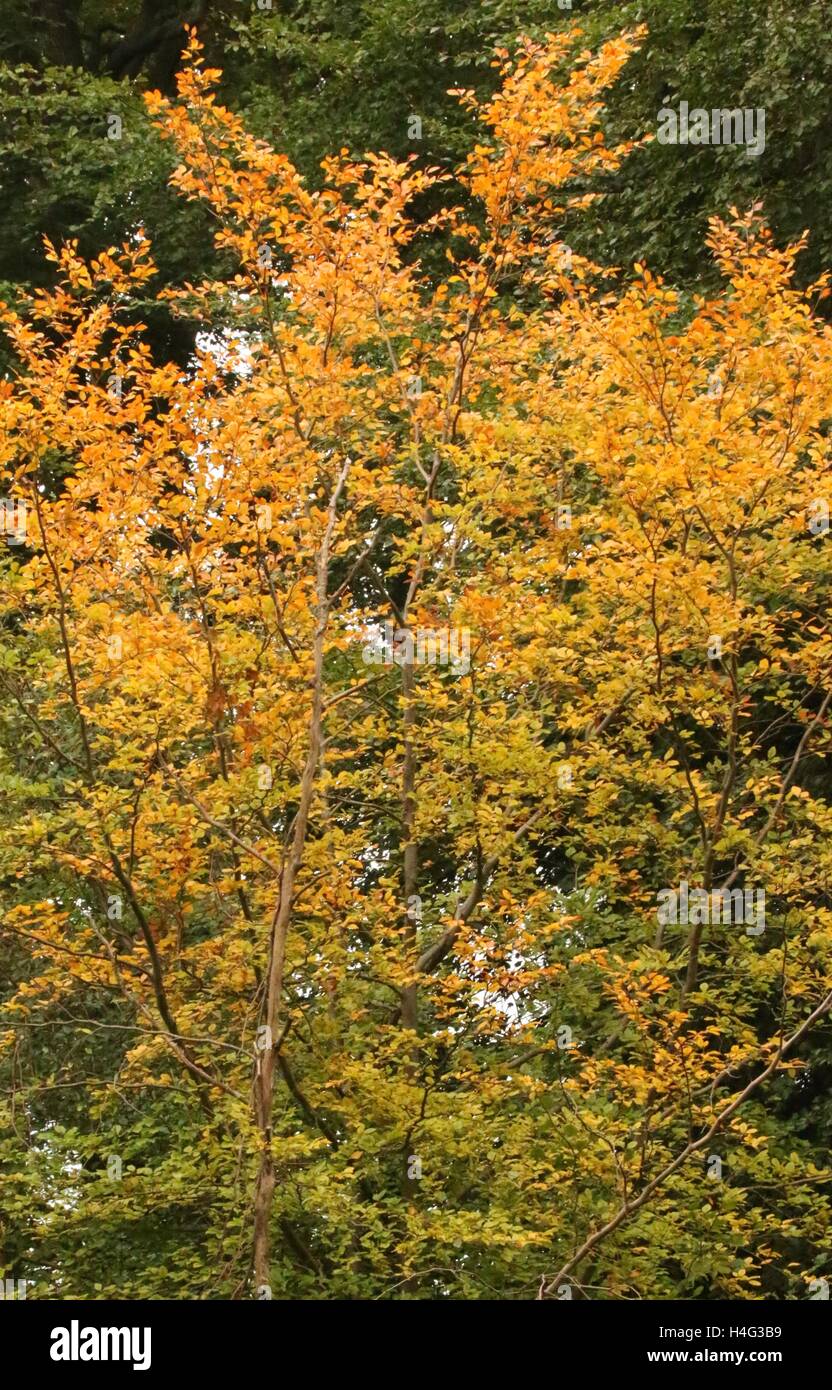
top-left (2, 27), bottom-right (832, 1300)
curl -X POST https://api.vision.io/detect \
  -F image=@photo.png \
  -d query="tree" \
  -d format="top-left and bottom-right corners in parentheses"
top-left (2, 25), bottom-right (832, 1301)
top-left (569, 0), bottom-right (832, 295)
top-left (4, 0), bottom-right (832, 361)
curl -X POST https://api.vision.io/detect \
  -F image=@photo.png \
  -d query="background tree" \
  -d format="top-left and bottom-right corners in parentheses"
top-left (2, 29), bottom-right (832, 1301)
top-left (2, 0), bottom-right (831, 366)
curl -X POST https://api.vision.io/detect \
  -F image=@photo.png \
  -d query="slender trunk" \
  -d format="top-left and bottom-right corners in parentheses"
top-left (250, 462), bottom-right (348, 1293)
top-left (252, 637), bottom-right (325, 1288)
top-left (401, 655), bottom-right (418, 1030)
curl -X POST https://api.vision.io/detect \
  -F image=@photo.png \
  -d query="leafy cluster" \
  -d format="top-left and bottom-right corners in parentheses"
top-left (1, 24), bottom-right (832, 1302)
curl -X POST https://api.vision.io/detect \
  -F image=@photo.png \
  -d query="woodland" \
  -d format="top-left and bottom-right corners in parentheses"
top-left (1, 1), bottom-right (832, 1302)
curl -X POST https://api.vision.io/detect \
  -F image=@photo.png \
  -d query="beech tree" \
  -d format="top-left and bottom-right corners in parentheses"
top-left (2, 26), bottom-right (832, 1300)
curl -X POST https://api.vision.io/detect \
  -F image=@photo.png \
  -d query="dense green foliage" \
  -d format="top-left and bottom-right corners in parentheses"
top-left (1, 2), bottom-right (831, 315)
top-left (1, 3), bottom-right (831, 1305)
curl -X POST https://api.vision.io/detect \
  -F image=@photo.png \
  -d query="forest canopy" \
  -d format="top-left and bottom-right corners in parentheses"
top-left (1, 5), bottom-right (832, 1305)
